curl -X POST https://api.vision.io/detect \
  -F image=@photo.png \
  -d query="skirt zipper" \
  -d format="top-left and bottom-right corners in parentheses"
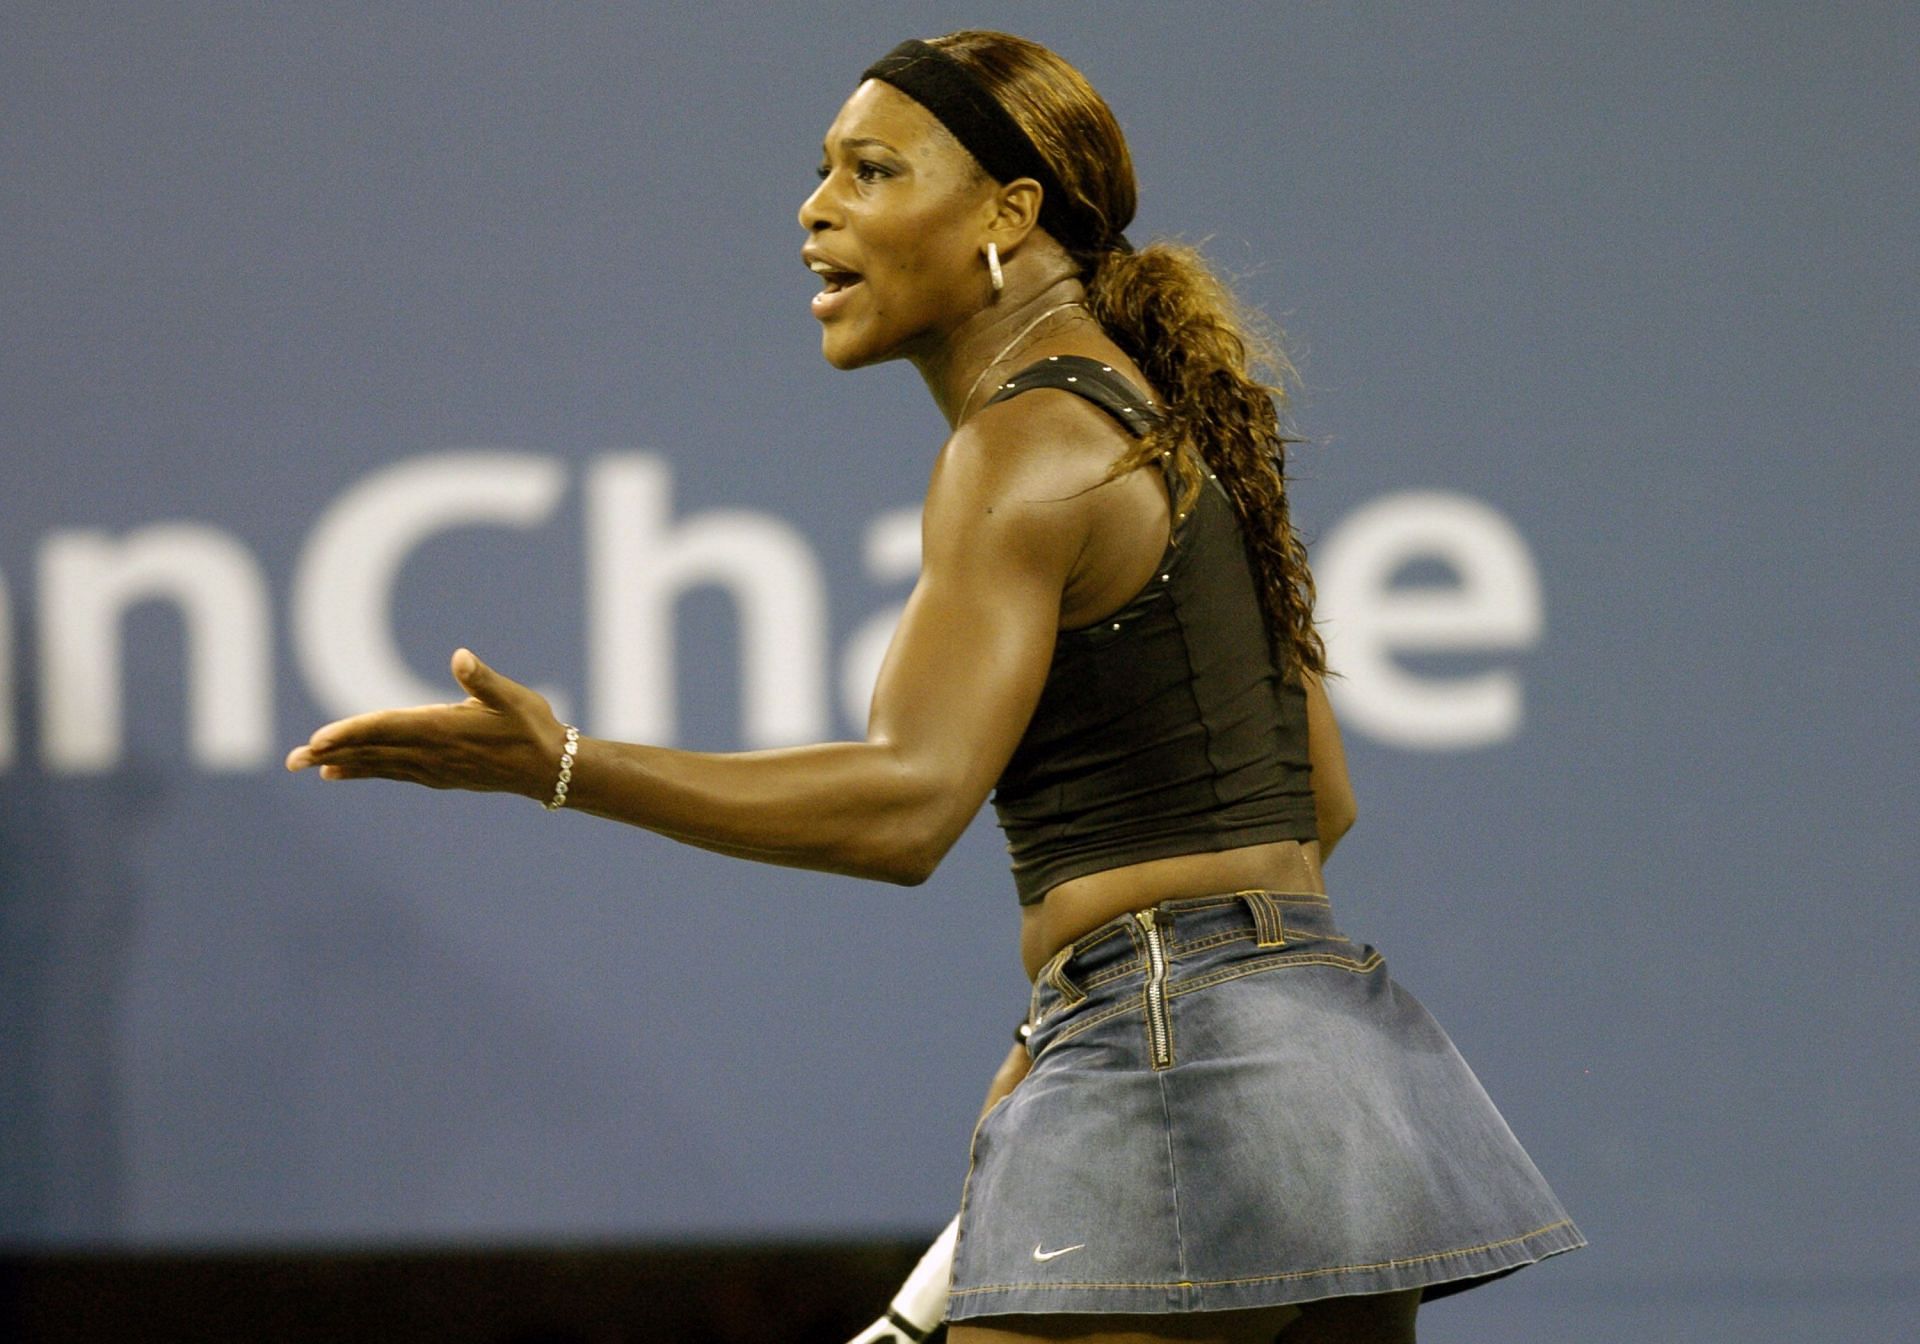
top-left (1136, 908), bottom-right (1173, 1069)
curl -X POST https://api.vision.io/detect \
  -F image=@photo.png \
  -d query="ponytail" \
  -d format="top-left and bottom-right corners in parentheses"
top-left (1087, 242), bottom-right (1326, 680)
top-left (918, 31), bottom-right (1324, 677)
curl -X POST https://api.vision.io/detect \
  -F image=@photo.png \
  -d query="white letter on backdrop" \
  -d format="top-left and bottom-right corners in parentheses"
top-left (39, 524), bottom-right (272, 772)
top-left (839, 508), bottom-right (921, 732)
top-left (588, 455), bottom-right (826, 746)
top-left (1315, 491), bottom-right (1543, 750)
top-left (292, 451), bottom-right (569, 719)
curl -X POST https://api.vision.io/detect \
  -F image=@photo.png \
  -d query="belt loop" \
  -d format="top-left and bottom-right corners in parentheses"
top-left (1240, 889), bottom-right (1288, 948)
top-left (1043, 946), bottom-right (1086, 1009)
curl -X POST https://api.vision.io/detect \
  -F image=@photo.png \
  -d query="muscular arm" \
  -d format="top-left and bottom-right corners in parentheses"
top-left (290, 398), bottom-right (1108, 885)
top-left (557, 410), bottom-right (1095, 883)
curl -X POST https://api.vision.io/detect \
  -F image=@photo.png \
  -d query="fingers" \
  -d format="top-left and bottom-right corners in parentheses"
top-left (310, 747), bottom-right (441, 787)
top-left (451, 647), bottom-right (482, 693)
top-left (451, 647), bottom-right (516, 709)
top-left (286, 701), bottom-right (488, 774)
top-left (286, 722), bottom-right (368, 772)
top-left (297, 708), bottom-right (440, 756)
top-left (286, 649), bottom-right (543, 791)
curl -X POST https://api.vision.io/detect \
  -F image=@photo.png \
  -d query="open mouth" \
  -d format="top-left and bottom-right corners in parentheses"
top-left (810, 261), bottom-right (864, 294)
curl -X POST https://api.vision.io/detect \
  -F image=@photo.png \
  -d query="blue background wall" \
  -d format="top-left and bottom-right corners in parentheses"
top-left (3, 4), bottom-right (1915, 1339)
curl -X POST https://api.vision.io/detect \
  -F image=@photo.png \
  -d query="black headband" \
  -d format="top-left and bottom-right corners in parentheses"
top-left (859, 39), bottom-right (1127, 254)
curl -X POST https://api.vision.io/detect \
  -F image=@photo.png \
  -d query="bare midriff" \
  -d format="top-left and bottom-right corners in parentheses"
top-left (1019, 839), bottom-right (1325, 981)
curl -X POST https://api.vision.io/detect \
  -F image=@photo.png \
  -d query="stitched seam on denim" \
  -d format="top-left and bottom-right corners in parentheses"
top-left (1170, 926), bottom-right (1348, 957)
top-left (1167, 949), bottom-right (1384, 999)
top-left (1173, 929), bottom-right (1255, 954)
top-left (1035, 923), bottom-right (1134, 1017)
top-left (1035, 947), bottom-right (1070, 990)
top-left (1243, 890), bottom-right (1287, 947)
top-left (1068, 923), bottom-right (1134, 963)
top-left (1225, 889), bottom-right (1330, 909)
top-left (1079, 961), bottom-right (1142, 991)
top-left (1041, 997), bottom-right (1141, 1051)
top-left (1154, 1068), bottom-right (1189, 1286)
top-left (949, 1218), bottom-right (1581, 1296)
top-left (1035, 961), bottom-right (1141, 1025)
top-left (1165, 913), bottom-right (1247, 954)
top-left (952, 1085), bottom-right (1022, 1295)
top-left (1041, 895), bottom-right (1329, 982)
top-left (1044, 949), bottom-right (1376, 1037)
top-left (1037, 902), bottom-right (1346, 1015)
top-left (1044, 942), bottom-right (1364, 1019)
top-left (1047, 955), bottom-right (1086, 1009)
top-left (1163, 895), bottom-right (1335, 949)
top-left (1159, 895), bottom-right (1241, 919)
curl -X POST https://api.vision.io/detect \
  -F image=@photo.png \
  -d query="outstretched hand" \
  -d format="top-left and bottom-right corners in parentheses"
top-left (285, 649), bottom-right (564, 801)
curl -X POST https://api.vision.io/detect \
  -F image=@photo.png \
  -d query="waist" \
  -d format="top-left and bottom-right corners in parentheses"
top-left (1026, 888), bottom-right (1344, 1036)
top-left (1020, 839), bottom-right (1323, 980)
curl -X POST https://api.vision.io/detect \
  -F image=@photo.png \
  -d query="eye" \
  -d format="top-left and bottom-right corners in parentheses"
top-left (815, 158), bottom-right (894, 184)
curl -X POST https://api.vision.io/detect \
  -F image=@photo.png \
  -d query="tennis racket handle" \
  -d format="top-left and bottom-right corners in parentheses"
top-left (846, 1214), bottom-right (959, 1342)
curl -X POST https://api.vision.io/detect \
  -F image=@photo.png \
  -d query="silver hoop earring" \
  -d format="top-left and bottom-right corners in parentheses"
top-left (986, 242), bottom-right (1004, 295)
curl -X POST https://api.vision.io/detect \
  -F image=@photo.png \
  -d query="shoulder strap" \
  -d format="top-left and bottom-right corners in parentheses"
top-left (984, 355), bottom-right (1162, 439)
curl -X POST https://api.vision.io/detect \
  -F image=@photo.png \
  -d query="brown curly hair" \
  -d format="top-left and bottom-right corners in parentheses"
top-left (928, 30), bottom-right (1325, 681)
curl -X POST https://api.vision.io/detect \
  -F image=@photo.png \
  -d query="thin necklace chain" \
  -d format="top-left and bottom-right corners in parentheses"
top-left (957, 301), bottom-right (1086, 424)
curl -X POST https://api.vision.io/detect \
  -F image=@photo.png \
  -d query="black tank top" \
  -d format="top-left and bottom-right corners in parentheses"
top-left (985, 357), bottom-right (1318, 905)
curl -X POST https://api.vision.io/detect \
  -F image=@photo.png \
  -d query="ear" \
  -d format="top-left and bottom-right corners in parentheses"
top-left (983, 177), bottom-right (1045, 256)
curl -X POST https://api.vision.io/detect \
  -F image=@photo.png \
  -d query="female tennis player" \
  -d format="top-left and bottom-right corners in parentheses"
top-left (289, 31), bottom-right (1581, 1343)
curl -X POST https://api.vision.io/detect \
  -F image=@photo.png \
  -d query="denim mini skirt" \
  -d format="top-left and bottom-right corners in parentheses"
top-left (946, 891), bottom-right (1583, 1320)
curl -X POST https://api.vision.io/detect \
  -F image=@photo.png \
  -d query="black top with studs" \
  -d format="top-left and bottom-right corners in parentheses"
top-left (984, 357), bottom-right (1318, 907)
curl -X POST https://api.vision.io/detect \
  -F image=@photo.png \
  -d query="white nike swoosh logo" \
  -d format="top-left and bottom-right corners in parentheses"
top-left (1031, 1242), bottom-right (1087, 1262)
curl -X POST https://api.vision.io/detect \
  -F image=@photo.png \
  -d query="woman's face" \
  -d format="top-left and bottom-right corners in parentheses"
top-left (798, 80), bottom-right (996, 369)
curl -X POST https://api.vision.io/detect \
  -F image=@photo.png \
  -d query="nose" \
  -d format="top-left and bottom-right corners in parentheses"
top-left (797, 175), bottom-right (837, 234)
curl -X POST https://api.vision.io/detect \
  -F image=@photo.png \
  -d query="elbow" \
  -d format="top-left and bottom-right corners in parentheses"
top-left (1329, 800), bottom-right (1357, 848)
top-left (876, 856), bottom-right (938, 887)
top-left (872, 825), bottom-right (957, 887)
top-left (1317, 794), bottom-right (1357, 857)
top-left (863, 840), bottom-right (943, 887)
top-left (837, 756), bottom-right (977, 887)
top-left (862, 802), bottom-right (968, 887)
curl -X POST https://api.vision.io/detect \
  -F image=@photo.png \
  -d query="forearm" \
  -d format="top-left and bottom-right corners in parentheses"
top-left (978, 1040), bottom-right (1032, 1125)
top-left (563, 736), bottom-right (966, 885)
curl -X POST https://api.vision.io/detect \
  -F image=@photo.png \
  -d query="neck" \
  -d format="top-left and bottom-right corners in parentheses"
top-left (914, 277), bottom-right (1091, 429)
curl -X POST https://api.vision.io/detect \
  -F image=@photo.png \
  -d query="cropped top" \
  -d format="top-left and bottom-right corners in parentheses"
top-left (986, 357), bottom-right (1318, 905)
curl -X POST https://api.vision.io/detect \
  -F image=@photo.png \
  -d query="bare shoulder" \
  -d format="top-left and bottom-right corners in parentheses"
top-left (929, 387), bottom-right (1138, 522)
top-left (922, 387), bottom-right (1164, 620)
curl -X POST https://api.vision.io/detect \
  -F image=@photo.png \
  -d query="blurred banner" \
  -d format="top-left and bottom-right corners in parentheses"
top-left (2, 6), bottom-right (1914, 1330)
